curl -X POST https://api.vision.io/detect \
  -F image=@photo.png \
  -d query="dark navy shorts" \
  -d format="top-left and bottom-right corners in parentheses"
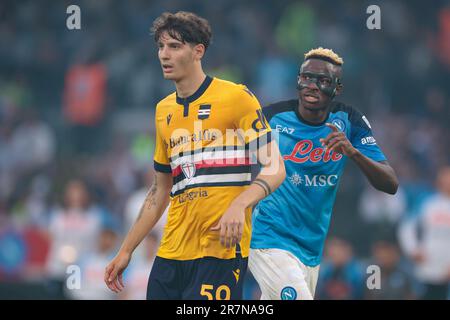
top-left (146, 250), bottom-right (248, 300)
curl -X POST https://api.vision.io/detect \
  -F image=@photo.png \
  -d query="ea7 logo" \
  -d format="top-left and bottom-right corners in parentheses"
top-left (275, 125), bottom-right (295, 134)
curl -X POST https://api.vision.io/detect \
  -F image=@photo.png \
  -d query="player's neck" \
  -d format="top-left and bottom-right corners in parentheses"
top-left (297, 102), bottom-right (330, 125)
top-left (175, 67), bottom-right (207, 99)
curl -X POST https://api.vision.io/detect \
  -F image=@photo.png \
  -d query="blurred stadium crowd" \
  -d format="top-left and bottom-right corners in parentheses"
top-left (0, 0), bottom-right (449, 299)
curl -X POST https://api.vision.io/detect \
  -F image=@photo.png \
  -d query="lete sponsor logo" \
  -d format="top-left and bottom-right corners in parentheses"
top-left (284, 139), bottom-right (343, 163)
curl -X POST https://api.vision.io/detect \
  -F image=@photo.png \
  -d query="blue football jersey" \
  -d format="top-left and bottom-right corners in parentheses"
top-left (251, 99), bottom-right (387, 267)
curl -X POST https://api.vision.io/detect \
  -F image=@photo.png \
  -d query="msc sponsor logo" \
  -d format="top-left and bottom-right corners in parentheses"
top-left (289, 172), bottom-right (338, 187)
top-left (178, 189), bottom-right (208, 203)
top-left (361, 136), bottom-right (377, 145)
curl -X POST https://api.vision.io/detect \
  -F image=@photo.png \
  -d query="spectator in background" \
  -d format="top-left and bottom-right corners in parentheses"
top-left (62, 62), bottom-right (107, 154)
top-left (120, 232), bottom-right (159, 300)
top-left (10, 108), bottom-right (55, 174)
top-left (358, 185), bottom-right (407, 247)
top-left (359, 185), bottom-right (407, 226)
top-left (316, 237), bottom-right (365, 300)
top-left (436, 6), bottom-right (450, 69)
top-left (365, 240), bottom-right (416, 300)
top-left (398, 166), bottom-right (450, 299)
top-left (68, 227), bottom-right (119, 300)
top-left (123, 169), bottom-right (167, 260)
top-left (45, 179), bottom-right (104, 298)
top-left (0, 0), bottom-right (448, 300)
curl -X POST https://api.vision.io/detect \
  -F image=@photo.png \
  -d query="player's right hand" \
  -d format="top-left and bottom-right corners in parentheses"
top-left (104, 251), bottom-right (131, 293)
top-left (211, 201), bottom-right (246, 249)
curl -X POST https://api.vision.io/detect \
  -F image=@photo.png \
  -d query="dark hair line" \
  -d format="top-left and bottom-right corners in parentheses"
top-left (151, 11), bottom-right (212, 50)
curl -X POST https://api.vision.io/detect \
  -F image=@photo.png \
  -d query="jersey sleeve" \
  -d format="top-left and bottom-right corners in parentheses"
top-left (349, 108), bottom-right (387, 162)
top-left (153, 112), bottom-right (171, 173)
top-left (233, 86), bottom-right (272, 150)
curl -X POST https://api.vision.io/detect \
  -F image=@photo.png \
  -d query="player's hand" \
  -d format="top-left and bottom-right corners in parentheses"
top-left (211, 201), bottom-right (246, 249)
top-left (320, 123), bottom-right (358, 157)
top-left (104, 251), bottom-right (131, 293)
top-left (411, 250), bottom-right (425, 264)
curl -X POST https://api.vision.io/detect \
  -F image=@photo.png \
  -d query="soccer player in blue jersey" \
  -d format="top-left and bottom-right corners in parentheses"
top-left (249, 47), bottom-right (399, 300)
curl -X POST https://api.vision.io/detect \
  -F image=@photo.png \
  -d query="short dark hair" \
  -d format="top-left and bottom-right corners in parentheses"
top-left (151, 11), bottom-right (212, 50)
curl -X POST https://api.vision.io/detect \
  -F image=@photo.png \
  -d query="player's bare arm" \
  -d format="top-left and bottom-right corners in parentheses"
top-left (212, 140), bottom-right (286, 248)
top-left (104, 171), bottom-right (172, 292)
top-left (320, 123), bottom-right (398, 194)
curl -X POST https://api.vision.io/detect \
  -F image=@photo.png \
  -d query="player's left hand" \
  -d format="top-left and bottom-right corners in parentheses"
top-left (211, 201), bottom-right (246, 249)
top-left (320, 123), bottom-right (358, 157)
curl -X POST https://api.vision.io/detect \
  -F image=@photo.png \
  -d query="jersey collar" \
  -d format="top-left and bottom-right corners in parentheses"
top-left (176, 76), bottom-right (213, 105)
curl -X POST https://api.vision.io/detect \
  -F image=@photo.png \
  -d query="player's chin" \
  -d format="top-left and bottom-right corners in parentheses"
top-left (300, 97), bottom-right (326, 110)
top-left (162, 73), bottom-right (176, 80)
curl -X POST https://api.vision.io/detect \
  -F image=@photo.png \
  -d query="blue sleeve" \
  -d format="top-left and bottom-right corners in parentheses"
top-left (349, 110), bottom-right (387, 162)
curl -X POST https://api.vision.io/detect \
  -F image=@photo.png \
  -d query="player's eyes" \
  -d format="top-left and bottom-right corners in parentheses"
top-left (319, 77), bottom-right (332, 85)
top-left (301, 74), bottom-right (310, 81)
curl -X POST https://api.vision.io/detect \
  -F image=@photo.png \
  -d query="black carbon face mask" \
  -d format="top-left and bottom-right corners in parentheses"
top-left (297, 71), bottom-right (341, 98)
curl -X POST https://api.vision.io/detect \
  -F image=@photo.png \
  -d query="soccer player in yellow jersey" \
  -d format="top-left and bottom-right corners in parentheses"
top-left (104, 11), bottom-right (286, 300)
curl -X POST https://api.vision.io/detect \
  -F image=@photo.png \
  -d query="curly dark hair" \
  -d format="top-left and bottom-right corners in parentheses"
top-left (151, 11), bottom-right (212, 50)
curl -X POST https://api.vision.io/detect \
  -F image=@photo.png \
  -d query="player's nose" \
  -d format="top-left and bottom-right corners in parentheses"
top-left (158, 46), bottom-right (170, 60)
top-left (306, 80), bottom-right (319, 90)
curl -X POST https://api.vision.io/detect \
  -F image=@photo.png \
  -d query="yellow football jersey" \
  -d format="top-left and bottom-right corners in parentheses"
top-left (153, 76), bottom-right (271, 260)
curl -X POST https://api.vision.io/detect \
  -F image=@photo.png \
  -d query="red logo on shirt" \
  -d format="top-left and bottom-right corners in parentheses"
top-left (283, 139), bottom-right (343, 163)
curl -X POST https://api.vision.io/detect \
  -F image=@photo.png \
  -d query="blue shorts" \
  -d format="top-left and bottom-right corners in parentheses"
top-left (146, 249), bottom-right (248, 300)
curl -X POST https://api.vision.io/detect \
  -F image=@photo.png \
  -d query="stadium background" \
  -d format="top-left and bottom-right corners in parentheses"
top-left (0, 0), bottom-right (449, 299)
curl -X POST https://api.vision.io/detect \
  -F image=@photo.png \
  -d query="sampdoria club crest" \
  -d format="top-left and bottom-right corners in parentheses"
top-left (181, 162), bottom-right (196, 181)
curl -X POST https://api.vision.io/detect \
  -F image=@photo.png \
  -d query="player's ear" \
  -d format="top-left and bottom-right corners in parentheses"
top-left (335, 81), bottom-right (343, 96)
top-left (193, 43), bottom-right (205, 60)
